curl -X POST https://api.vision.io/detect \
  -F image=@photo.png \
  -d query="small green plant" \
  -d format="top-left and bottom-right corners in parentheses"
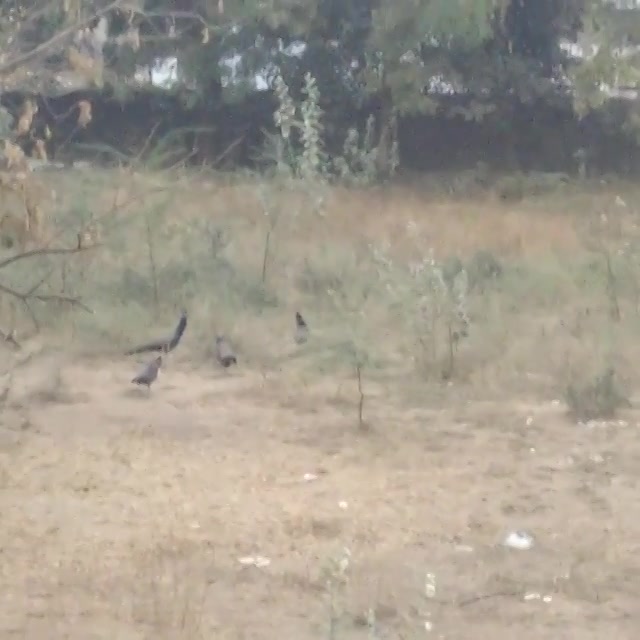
top-left (333, 115), bottom-right (380, 185)
top-left (411, 251), bottom-right (470, 380)
top-left (256, 181), bottom-right (281, 284)
top-left (299, 73), bottom-right (326, 179)
top-left (496, 171), bottom-right (570, 201)
top-left (321, 547), bottom-right (351, 640)
top-left (465, 249), bottom-right (503, 292)
top-left (272, 72), bottom-right (326, 179)
top-left (272, 73), bottom-right (398, 185)
top-left (565, 366), bottom-right (630, 421)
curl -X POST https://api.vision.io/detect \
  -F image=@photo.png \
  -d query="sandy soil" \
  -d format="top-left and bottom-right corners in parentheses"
top-left (0, 344), bottom-right (638, 640)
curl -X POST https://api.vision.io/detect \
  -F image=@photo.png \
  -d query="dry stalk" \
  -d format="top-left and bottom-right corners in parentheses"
top-left (144, 213), bottom-right (160, 310)
top-left (260, 204), bottom-right (279, 284)
top-left (355, 361), bottom-right (366, 430)
top-left (261, 227), bottom-right (272, 284)
top-left (603, 249), bottom-right (620, 322)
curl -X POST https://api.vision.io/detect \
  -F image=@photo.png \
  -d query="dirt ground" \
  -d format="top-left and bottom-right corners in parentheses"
top-left (1, 173), bottom-right (640, 638)
top-left (0, 344), bottom-right (639, 639)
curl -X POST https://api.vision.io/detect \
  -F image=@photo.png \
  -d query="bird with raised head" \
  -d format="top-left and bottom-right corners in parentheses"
top-left (294, 311), bottom-right (309, 344)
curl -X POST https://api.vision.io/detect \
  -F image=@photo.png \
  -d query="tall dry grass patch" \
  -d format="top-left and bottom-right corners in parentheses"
top-left (2, 162), bottom-right (640, 413)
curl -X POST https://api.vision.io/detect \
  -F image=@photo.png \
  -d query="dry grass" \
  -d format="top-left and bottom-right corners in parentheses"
top-left (1, 169), bottom-right (640, 639)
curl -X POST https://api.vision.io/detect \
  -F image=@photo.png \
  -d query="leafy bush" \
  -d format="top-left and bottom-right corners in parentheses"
top-left (565, 366), bottom-right (630, 421)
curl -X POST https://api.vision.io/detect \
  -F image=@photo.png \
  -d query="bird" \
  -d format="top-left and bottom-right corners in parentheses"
top-left (215, 335), bottom-right (237, 368)
top-left (294, 311), bottom-right (309, 344)
top-left (131, 356), bottom-right (162, 392)
top-left (125, 309), bottom-right (188, 356)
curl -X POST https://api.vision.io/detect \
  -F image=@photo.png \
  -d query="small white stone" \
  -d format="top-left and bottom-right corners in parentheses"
top-left (303, 473), bottom-right (318, 482)
top-left (542, 595), bottom-right (553, 603)
top-left (237, 555), bottom-right (271, 568)
top-left (424, 573), bottom-right (437, 598)
top-left (338, 500), bottom-right (348, 510)
top-left (253, 556), bottom-right (271, 568)
top-left (526, 416), bottom-right (534, 426)
top-left (454, 544), bottom-right (474, 553)
top-left (503, 530), bottom-right (534, 550)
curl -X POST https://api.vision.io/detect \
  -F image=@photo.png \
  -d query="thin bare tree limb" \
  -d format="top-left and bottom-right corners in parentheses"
top-left (0, 243), bottom-right (98, 328)
top-left (24, 266), bottom-right (57, 297)
top-left (0, 281), bottom-right (93, 314)
top-left (0, 1), bottom-right (122, 77)
top-left (31, 292), bottom-right (94, 313)
top-left (0, 244), bottom-right (99, 272)
top-left (356, 362), bottom-right (365, 429)
top-left (134, 121), bottom-right (163, 165)
top-left (136, 10), bottom-right (209, 26)
top-left (212, 133), bottom-right (247, 168)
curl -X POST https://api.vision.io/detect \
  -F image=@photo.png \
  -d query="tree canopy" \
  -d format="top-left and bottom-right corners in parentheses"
top-left (1, 0), bottom-right (640, 160)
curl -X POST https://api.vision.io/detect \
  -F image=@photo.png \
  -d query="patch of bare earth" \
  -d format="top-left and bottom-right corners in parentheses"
top-left (1, 173), bottom-right (640, 637)
top-left (0, 349), bottom-right (639, 639)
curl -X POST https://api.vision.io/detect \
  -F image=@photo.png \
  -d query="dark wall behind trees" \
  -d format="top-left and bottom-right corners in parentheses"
top-left (3, 86), bottom-right (639, 177)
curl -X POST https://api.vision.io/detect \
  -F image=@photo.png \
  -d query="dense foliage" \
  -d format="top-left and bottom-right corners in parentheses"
top-left (1, 0), bottom-right (640, 166)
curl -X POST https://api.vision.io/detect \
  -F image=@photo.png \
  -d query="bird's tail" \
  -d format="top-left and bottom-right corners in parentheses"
top-left (168, 314), bottom-right (188, 351)
top-left (125, 340), bottom-right (165, 356)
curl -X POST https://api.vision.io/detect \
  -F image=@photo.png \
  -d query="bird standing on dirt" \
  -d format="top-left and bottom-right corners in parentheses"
top-left (294, 311), bottom-right (309, 344)
top-left (125, 309), bottom-right (188, 356)
top-left (131, 356), bottom-right (162, 392)
top-left (215, 335), bottom-right (237, 368)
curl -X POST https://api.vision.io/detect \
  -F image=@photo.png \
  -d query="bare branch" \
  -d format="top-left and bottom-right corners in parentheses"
top-left (134, 121), bottom-right (163, 165)
top-left (0, 240), bottom-right (98, 329)
top-left (0, 280), bottom-right (93, 314)
top-left (0, 1), bottom-right (121, 77)
top-left (30, 292), bottom-right (94, 313)
top-left (136, 10), bottom-right (209, 27)
top-left (24, 266), bottom-right (57, 297)
top-left (212, 133), bottom-right (247, 168)
top-left (356, 361), bottom-right (366, 430)
top-left (0, 243), bottom-right (100, 272)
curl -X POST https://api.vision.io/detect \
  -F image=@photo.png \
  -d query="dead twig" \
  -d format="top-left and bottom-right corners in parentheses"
top-left (261, 227), bottom-right (272, 284)
top-left (0, 243), bottom-right (99, 271)
top-left (212, 133), bottom-right (247, 168)
top-left (164, 147), bottom-right (198, 173)
top-left (144, 213), bottom-right (160, 310)
top-left (603, 249), bottom-right (621, 322)
top-left (355, 361), bottom-right (366, 430)
top-left (0, 243), bottom-right (96, 329)
top-left (0, 281), bottom-right (93, 313)
top-left (24, 266), bottom-right (57, 298)
top-left (457, 590), bottom-right (523, 607)
top-left (134, 121), bottom-right (163, 165)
